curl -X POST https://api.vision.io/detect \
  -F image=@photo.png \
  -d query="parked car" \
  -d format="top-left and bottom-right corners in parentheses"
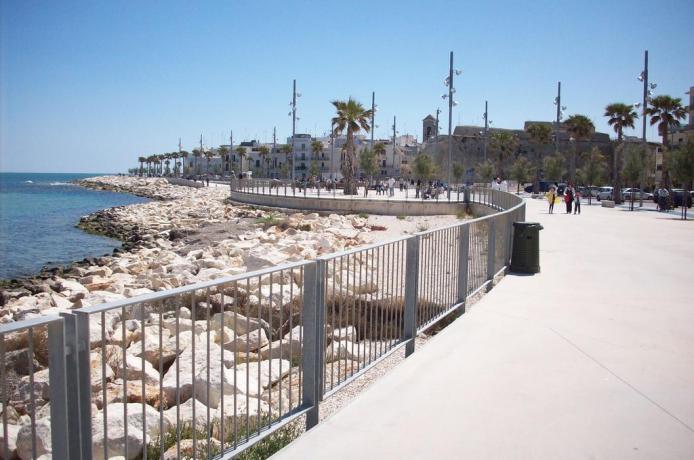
top-left (622, 188), bottom-right (653, 200)
top-left (578, 186), bottom-right (600, 198)
top-left (596, 186), bottom-right (614, 201)
top-left (672, 189), bottom-right (693, 208)
top-left (523, 181), bottom-right (565, 195)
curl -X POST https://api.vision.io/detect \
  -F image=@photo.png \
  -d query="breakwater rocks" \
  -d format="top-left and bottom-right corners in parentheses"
top-left (0, 176), bottom-right (393, 459)
top-left (1, 176), bottom-right (377, 320)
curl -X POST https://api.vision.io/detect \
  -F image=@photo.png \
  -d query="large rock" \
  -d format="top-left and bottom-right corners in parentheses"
top-left (163, 397), bottom-right (213, 433)
top-left (233, 359), bottom-right (291, 396)
top-left (214, 395), bottom-right (270, 437)
top-left (0, 423), bottom-right (22, 458)
top-left (18, 369), bottom-right (51, 403)
top-left (86, 310), bottom-right (121, 349)
top-left (16, 417), bottom-right (52, 460)
top-left (115, 354), bottom-right (161, 386)
top-left (223, 328), bottom-right (269, 353)
top-left (129, 326), bottom-right (176, 368)
top-left (91, 402), bottom-right (169, 460)
top-left (258, 338), bottom-right (302, 361)
top-left (244, 247), bottom-right (289, 270)
top-left (325, 340), bottom-right (367, 363)
top-left (211, 311), bottom-right (269, 336)
top-left (161, 342), bottom-right (236, 409)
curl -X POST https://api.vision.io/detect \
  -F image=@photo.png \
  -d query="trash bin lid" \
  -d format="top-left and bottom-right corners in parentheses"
top-left (513, 221), bottom-right (543, 230)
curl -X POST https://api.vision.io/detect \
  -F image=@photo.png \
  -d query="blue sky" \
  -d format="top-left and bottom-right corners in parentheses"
top-left (1, 0), bottom-right (693, 173)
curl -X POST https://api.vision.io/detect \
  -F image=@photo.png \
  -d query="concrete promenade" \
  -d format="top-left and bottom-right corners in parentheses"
top-left (275, 198), bottom-right (694, 459)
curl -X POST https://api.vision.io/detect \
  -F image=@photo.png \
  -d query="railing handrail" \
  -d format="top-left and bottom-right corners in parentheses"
top-left (1, 185), bottom-right (525, 460)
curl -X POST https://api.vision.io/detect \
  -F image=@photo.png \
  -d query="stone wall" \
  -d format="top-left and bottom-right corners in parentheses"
top-left (229, 191), bottom-right (468, 216)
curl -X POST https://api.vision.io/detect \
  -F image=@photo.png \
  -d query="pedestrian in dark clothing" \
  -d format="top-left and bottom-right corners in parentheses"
top-left (574, 190), bottom-right (581, 214)
top-left (565, 186), bottom-right (574, 214)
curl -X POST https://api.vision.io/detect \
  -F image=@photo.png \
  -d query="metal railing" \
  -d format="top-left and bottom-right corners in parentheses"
top-left (230, 177), bottom-right (485, 202)
top-left (0, 188), bottom-right (524, 459)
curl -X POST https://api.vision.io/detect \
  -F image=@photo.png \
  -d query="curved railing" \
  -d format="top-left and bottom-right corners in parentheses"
top-left (0, 187), bottom-right (524, 459)
top-left (228, 177), bottom-right (519, 216)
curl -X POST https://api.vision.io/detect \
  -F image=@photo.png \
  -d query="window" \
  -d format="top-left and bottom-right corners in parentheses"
top-left (255, 160), bottom-right (260, 167)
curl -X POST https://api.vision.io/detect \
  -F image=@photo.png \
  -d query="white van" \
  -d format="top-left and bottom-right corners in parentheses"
top-left (596, 186), bottom-right (613, 201)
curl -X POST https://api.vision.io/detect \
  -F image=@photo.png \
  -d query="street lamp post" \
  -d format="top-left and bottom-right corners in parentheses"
top-left (441, 51), bottom-right (461, 199)
top-left (272, 127), bottom-right (276, 179)
top-left (289, 79), bottom-right (301, 183)
top-left (392, 116), bottom-right (397, 173)
top-left (483, 100), bottom-right (489, 161)
top-left (639, 51), bottom-right (649, 206)
top-left (553, 82), bottom-right (565, 152)
top-left (371, 92), bottom-right (376, 150)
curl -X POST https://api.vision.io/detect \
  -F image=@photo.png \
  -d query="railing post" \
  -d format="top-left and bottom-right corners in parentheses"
top-left (302, 262), bottom-right (321, 430)
top-left (404, 236), bottom-right (420, 357)
top-left (486, 217), bottom-right (496, 287)
top-left (64, 312), bottom-right (93, 459)
top-left (506, 213), bottom-right (514, 267)
top-left (457, 225), bottom-right (470, 307)
top-left (315, 259), bottom-right (327, 402)
top-left (47, 319), bottom-right (69, 460)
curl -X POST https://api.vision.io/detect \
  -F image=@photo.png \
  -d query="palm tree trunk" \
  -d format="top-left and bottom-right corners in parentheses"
top-left (613, 136), bottom-right (622, 204)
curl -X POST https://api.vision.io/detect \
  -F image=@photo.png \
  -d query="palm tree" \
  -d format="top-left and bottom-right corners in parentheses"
top-left (138, 156), bottom-right (146, 176)
top-left (217, 146), bottom-right (230, 175)
top-left (170, 151), bottom-right (179, 176)
top-left (235, 146), bottom-right (246, 175)
top-left (646, 95), bottom-right (687, 190)
top-left (565, 114), bottom-right (595, 183)
top-left (280, 144), bottom-right (293, 178)
top-left (310, 140), bottom-right (323, 180)
top-left (525, 123), bottom-right (553, 192)
top-left (604, 103), bottom-right (637, 203)
top-left (203, 149), bottom-right (215, 175)
top-left (180, 150), bottom-right (189, 176)
top-left (331, 98), bottom-right (373, 195)
top-left (258, 145), bottom-right (270, 177)
top-left (192, 149), bottom-right (202, 175)
top-left (526, 123), bottom-right (553, 145)
top-left (489, 131), bottom-right (519, 177)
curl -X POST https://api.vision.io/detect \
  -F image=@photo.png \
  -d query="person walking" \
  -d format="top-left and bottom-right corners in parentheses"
top-left (388, 177), bottom-right (395, 197)
top-left (564, 185), bottom-right (574, 214)
top-left (574, 189), bottom-right (581, 214)
top-left (547, 186), bottom-right (556, 214)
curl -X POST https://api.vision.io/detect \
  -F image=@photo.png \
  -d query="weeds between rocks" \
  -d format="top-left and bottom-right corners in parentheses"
top-left (145, 417), bottom-right (303, 459)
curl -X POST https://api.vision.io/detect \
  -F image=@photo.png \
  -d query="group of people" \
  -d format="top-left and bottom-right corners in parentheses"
top-left (546, 183), bottom-right (581, 215)
top-left (371, 177), bottom-right (398, 197)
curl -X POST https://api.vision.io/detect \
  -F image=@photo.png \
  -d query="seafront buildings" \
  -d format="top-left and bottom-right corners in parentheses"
top-left (182, 83), bottom-right (693, 186)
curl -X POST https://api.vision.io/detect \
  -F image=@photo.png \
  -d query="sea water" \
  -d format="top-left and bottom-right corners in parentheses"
top-left (0, 173), bottom-right (148, 279)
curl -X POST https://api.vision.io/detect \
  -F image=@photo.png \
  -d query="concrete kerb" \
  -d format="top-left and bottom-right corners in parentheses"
top-left (229, 190), bottom-right (468, 216)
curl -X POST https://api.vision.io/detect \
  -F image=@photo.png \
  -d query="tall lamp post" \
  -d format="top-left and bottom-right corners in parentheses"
top-left (441, 51), bottom-right (461, 199)
top-left (371, 92), bottom-right (377, 150)
top-left (288, 79), bottom-right (301, 182)
top-left (553, 82), bottom-right (566, 152)
top-left (635, 50), bottom-right (656, 206)
top-left (392, 116), bottom-right (398, 173)
top-left (482, 101), bottom-right (490, 161)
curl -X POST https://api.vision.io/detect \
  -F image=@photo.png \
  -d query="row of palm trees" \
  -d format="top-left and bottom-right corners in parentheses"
top-left (134, 93), bottom-right (688, 196)
top-left (492, 94), bottom-right (688, 202)
top-left (137, 143), bottom-right (297, 178)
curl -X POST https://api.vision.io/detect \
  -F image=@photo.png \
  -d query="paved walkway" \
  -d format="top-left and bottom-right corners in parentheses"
top-left (274, 198), bottom-right (694, 459)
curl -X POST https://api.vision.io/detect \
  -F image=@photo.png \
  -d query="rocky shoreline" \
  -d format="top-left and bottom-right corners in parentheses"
top-left (1, 176), bottom-right (379, 317)
top-left (0, 176), bottom-right (396, 459)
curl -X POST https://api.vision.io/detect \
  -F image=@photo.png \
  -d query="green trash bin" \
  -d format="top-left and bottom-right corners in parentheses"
top-left (510, 222), bottom-right (543, 273)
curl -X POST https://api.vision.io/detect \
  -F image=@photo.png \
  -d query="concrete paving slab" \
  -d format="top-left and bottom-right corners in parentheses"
top-left (273, 198), bottom-right (694, 459)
